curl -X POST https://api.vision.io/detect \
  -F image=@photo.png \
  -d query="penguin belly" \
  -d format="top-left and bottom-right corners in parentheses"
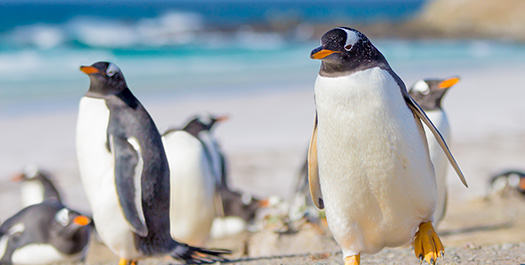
top-left (163, 131), bottom-right (215, 246)
top-left (20, 181), bottom-right (45, 207)
top-left (424, 110), bottom-right (450, 227)
top-left (76, 97), bottom-right (141, 259)
top-left (11, 244), bottom-right (84, 265)
top-left (314, 68), bottom-right (436, 257)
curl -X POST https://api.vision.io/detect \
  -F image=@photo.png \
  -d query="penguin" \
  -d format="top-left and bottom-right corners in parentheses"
top-left (163, 114), bottom-right (264, 240)
top-left (0, 200), bottom-right (91, 265)
top-left (489, 170), bottom-right (525, 195)
top-left (161, 123), bottom-right (216, 245)
top-left (11, 165), bottom-right (62, 207)
top-left (77, 61), bottom-right (229, 264)
top-left (308, 28), bottom-right (467, 265)
top-left (408, 77), bottom-right (460, 227)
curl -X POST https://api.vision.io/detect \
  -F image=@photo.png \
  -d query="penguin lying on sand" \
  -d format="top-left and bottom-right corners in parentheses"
top-left (308, 27), bottom-right (467, 265)
top-left (0, 200), bottom-right (92, 265)
top-left (409, 77), bottom-right (460, 227)
top-left (11, 165), bottom-right (62, 207)
top-left (77, 61), bottom-right (230, 264)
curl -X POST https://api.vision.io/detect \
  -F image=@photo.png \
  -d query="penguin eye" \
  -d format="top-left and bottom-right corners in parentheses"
top-left (344, 44), bottom-right (353, 51)
top-left (106, 63), bottom-right (120, 77)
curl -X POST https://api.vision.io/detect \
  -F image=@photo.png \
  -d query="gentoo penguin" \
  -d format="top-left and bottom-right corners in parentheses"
top-left (11, 165), bottom-right (62, 207)
top-left (77, 61), bottom-right (229, 264)
top-left (0, 200), bottom-right (91, 265)
top-left (161, 124), bottom-right (216, 245)
top-left (409, 77), bottom-right (460, 227)
top-left (308, 28), bottom-right (467, 265)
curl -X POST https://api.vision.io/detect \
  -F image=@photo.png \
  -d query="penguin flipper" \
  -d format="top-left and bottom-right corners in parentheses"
top-left (111, 135), bottom-right (149, 237)
top-left (308, 113), bottom-right (324, 209)
top-left (171, 243), bottom-right (231, 264)
top-left (405, 95), bottom-right (468, 188)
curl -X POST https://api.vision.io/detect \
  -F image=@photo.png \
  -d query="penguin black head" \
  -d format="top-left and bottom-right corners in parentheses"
top-left (11, 165), bottom-right (47, 182)
top-left (80, 61), bottom-right (127, 97)
top-left (183, 114), bottom-right (229, 137)
top-left (409, 77), bottom-right (460, 111)
top-left (310, 27), bottom-right (388, 77)
top-left (51, 207), bottom-right (92, 238)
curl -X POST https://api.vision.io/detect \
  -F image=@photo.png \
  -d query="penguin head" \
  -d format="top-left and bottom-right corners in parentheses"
top-left (183, 114), bottom-right (229, 135)
top-left (310, 27), bottom-right (385, 76)
top-left (11, 165), bottom-right (48, 182)
top-left (51, 208), bottom-right (92, 238)
top-left (80, 61), bottom-right (127, 97)
top-left (409, 77), bottom-right (460, 111)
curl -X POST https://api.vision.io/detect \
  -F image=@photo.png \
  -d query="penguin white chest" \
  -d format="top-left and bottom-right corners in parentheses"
top-left (76, 97), bottom-right (140, 258)
top-left (314, 68), bottom-right (436, 256)
top-left (163, 131), bottom-right (215, 245)
top-left (20, 181), bottom-right (45, 207)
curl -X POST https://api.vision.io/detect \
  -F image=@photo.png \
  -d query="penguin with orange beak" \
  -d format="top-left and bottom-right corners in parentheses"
top-left (409, 77), bottom-right (460, 227)
top-left (0, 200), bottom-right (92, 264)
top-left (76, 61), bottom-right (229, 264)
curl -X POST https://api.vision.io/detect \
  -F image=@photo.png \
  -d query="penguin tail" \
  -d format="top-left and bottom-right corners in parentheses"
top-left (171, 243), bottom-right (231, 264)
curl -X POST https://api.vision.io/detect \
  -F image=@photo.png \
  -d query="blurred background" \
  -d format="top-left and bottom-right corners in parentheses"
top-left (1, 0), bottom-right (525, 251)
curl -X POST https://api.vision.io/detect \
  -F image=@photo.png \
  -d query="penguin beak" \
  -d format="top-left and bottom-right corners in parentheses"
top-left (80, 66), bottom-right (102, 75)
top-left (73, 216), bottom-right (92, 226)
top-left (11, 173), bottom-right (24, 182)
top-left (438, 77), bottom-right (460, 89)
top-left (310, 46), bottom-right (341, 59)
top-left (215, 115), bottom-right (229, 122)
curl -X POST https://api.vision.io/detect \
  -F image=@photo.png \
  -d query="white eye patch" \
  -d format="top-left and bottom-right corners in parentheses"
top-left (338, 28), bottom-right (359, 51)
top-left (106, 63), bottom-right (120, 77)
top-left (412, 80), bottom-right (430, 95)
top-left (55, 208), bottom-right (70, 226)
top-left (23, 165), bottom-right (39, 179)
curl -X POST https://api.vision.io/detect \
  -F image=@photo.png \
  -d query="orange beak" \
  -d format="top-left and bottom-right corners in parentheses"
top-left (215, 115), bottom-right (229, 122)
top-left (11, 173), bottom-right (24, 182)
top-left (73, 215), bottom-right (91, 226)
top-left (310, 49), bottom-right (341, 60)
top-left (79, 66), bottom-right (101, 75)
top-left (438, 77), bottom-right (460, 89)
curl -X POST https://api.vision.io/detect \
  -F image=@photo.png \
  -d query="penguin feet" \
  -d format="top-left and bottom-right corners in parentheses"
top-left (414, 222), bottom-right (444, 265)
top-left (118, 258), bottom-right (138, 265)
top-left (344, 254), bottom-right (360, 265)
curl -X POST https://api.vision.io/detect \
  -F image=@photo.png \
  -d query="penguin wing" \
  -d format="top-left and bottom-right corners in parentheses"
top-left (110, 135), bottom-right (149, 237)
top-left (404, 94), bottom-right (468, 187)
top-left (308, 113), bottom-right (324, 209)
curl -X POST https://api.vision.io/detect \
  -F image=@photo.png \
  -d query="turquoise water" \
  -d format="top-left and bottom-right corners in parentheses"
top-left (1, 0), bottom-right (525, 112)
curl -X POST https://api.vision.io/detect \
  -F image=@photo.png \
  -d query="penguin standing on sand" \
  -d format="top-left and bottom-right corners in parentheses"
top-left (409, 77), bottom-right (460, 227)
top-left (308, 28), bottom-right (467, 265)
top-left (11, 165), bottom-right (62, 207)
top-left (162, 119), bottom-right (217, 246)
top-left (0, 200), bottom-right (91, 265)
top-left (77, 61), bottom-right (229, 264)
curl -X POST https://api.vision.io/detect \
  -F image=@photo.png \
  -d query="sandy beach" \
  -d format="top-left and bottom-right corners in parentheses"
top-left (1, 54), bottom-right (525, 264)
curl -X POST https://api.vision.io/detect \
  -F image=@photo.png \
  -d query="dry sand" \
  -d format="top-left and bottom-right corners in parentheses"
top-left (1, 59), bottom-right (525, 264)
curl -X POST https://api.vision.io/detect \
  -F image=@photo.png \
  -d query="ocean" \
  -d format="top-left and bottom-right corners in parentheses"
top-left (1, 0), bottom-right (524, 114)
